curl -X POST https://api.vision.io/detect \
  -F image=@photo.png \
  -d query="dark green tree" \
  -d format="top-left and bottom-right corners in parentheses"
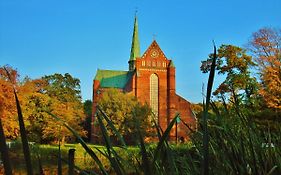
top-left (83, 100), bottom-right (92, 142)
top-left (43, 73), bottom-right (81, 102)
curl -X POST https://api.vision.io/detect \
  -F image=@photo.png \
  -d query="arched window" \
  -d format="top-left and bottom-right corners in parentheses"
top-left (150, 74), bottom-right (159, 118)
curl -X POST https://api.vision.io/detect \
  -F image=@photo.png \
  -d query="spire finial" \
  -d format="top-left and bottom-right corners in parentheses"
top-left (135, 7), bottom-right (138, 16)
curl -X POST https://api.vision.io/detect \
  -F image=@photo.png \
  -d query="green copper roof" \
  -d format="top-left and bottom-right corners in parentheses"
top-left (129, 15), bottom-right (140, 61)
top-left (169, 60), bottom-right (175, 67)
top-left (94, 69), bottom-right (134, 89)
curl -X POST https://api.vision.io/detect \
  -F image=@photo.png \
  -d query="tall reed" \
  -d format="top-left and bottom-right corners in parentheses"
top-left (202, 42), bottom-right (217, 175)
top-left (0, 117), bottom-right (13, 175)
top-left (4, 67), bottom-right (33, 175)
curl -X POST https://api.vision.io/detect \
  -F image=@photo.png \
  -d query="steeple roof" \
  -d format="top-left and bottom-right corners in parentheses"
top-left (129, 15), bottom-right (140, 61)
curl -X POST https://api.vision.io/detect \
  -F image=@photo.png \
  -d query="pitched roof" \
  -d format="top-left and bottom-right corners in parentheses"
top-left (94, 69), bottom-right (134, 89)
top-left (141, 40), bottom-right (167, 60)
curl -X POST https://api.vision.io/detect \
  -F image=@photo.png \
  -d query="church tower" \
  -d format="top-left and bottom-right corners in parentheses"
top-left (128, 15), bottom-right (140, 71)
top-left (91, 15), bottom-right (195, 143)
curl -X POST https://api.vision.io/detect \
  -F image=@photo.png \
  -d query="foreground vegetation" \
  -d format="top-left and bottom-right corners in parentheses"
top-left (5, 143), bottom-right (194, 173)
top-left (3, 113), bottom-right (281, 174)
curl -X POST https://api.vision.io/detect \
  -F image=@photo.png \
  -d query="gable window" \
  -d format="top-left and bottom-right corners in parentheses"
top-left (150, 74), bottom-right (159, 120)
top-left (157, 61), bottom-right (161, 67)
top-left (147, 61), bottom-right (151, 67)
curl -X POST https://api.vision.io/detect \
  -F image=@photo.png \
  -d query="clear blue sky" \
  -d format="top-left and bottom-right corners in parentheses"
top-left (1, 0), bottom-right (280, 103)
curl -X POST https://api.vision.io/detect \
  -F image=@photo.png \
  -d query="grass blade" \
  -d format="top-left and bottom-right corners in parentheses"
top-left (57, 140), bottom-right (62, 175)
top-left (153, 113), bottom-right (179, 163)
top-left (202, 42), bottom-right (217, 175)
top-left (132, 111), bottom-right (152, 175)
top-left (14, 90), bottom-right (33, 175)
top-left (4, 67), bottom-right (33, 175)
top-left (96, 110), bottom-right (125, 175)
top-left (0, 117), bottom-right (13, 175)
top-left (36, 151), bottom-right (44, 175)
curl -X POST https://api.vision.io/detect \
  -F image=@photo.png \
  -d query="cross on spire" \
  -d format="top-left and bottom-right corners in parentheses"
top-left (135, 7), bottom-right (138, 16)
top-left (153, 33), bottom-right (157, 40)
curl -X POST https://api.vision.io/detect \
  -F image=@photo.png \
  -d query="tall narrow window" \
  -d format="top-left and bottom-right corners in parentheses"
top-left (150, 74), bottom-right (159, 118)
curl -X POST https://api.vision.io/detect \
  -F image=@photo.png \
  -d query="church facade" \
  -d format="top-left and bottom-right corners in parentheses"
top-left (91, 16), bottom-right (195, 143)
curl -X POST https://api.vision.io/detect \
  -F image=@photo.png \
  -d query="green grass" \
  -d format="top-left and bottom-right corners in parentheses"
top-left (5, 143), bottom-right (195, 174)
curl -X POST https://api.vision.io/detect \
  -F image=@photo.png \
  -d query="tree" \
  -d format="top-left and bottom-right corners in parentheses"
top-left (201, 44), bottom-right (258, 107)
top-left (40, 73), bottom-right (86, 143)
top-left (97, 89), bottom-right (153, 144)
top-left (43, 73), bottom-right (82, 102)
top-left (19, 78), bottom-right (52, 143)
top-left (248, 27), bottom-right (281, 110)
top-left (82, 100), bottom-right (92, 142)
top-left (0, 66), bottom-right (20, 139)
top-left (0, 66), bottom-right (87, 143)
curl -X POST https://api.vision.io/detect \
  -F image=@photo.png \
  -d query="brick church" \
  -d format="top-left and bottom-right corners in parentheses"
top-left (91, 16), bottom-right (195, 142)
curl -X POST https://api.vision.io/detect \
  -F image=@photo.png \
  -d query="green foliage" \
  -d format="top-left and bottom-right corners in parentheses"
top-left (201, 44), bottom-right (258, 107)
top-left (83, 100), bottom-right (93, 142)
top-left (97, 88), bottom-right (154, 144)
top-left (83, 100), bottom-right (92, 117)
top-left (194, 106), bottom-right (281, 174)
top-left (43, 73), bottom-right (81, 102)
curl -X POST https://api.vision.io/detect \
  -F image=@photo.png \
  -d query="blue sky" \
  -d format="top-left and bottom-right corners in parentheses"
top-left (0, 0), bottom-right (280, 103)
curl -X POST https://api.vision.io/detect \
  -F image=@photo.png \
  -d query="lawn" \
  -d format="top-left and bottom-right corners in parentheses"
top-left (2, 141), bottom-right (195, 174)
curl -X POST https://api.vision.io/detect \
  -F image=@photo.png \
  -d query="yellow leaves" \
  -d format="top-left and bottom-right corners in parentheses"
top-left (259, 65), bottom-right (281, 109)
top-left (248, 27), bottom-right (281, 110)
top-left (0, 75), bottom-right (19, 138)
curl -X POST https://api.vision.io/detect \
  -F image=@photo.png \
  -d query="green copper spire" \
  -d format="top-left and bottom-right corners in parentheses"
top-left (130, 15), bottom-right (140, 61)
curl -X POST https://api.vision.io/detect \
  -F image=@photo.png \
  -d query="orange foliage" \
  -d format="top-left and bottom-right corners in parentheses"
top-left (0, 67), bottom-right (19, 139)
top-left (0, 66), bottom-right (86, 142)
top-left (249, 27), bottom-right (281, 110)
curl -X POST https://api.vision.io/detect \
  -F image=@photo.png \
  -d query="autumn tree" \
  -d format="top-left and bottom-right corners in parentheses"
top-left (0, 66), bottom-right (19, 139)
top-left (201, 45), bottom-right (258, 108)
top-left (97, 89), bottom-right (153, 144)
top-left (0, 67), bottom-right (86, 143)
top-left (18, 78), bottom-right (51, 143)
top-left (41, 73), bottom-right (86, 143)
top-left (248, 27), bottom-right (281, 110)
